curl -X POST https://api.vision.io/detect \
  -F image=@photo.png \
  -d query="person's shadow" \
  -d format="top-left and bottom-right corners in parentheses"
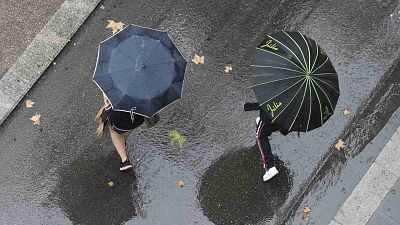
top-left (54, 153), bottom-right (140, 225)
top-left (198, 145), bottom-right (293, 225)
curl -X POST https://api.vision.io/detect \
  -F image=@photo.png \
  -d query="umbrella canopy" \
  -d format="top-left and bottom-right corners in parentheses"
top-left (93, 24), bottom-right (187, 118)
top-left (251, 31), bottom-right (339, 132)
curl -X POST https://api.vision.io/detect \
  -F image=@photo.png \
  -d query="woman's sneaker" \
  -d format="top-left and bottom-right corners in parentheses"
top-left (120, 159), bottom-right (133, 171)
top-left (263, 166), bottom-right (279, 181)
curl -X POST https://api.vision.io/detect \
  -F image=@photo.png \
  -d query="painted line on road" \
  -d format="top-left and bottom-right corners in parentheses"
top-left (330, 126), bottom-right (400, 225)
top-left (0, 0), bottom-right (102, 126)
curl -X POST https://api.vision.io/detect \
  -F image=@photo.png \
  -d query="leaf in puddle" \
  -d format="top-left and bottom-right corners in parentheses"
top-left (224, 66), bottom-right (233, 73)
top-left (169, 130), bottom-right (186, 148)
top-left (191, 54), bottom-right (204, 64)
top-left (178, 180), bottom-right (185, 188)
top-left (25, 99), bottom-right (35, 108)
top-left (106, 20), bottom-right (125, 35)
top-left (30, 112), bottom-right (41, 126)
top-left (335, 139), bottom-right (346, 150)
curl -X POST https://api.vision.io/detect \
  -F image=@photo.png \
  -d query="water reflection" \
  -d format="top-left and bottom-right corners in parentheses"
top-left (55, 153), bottom-right (139, 225)
top-left (198, 145), bottom-right (293, 225)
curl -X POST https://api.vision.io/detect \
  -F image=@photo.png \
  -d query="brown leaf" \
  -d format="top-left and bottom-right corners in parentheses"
top-left (191, 54), bottom-right (204, 64)
top-left (224, 66), bottom-right (233, 73)
top-left (335, 139), bottom-right (346, 150)
top-left (108, 181), bottom-right (114, 187)
top-left (106, 20), bottom-right (125, 35)
top-left (303, 206), bottom-right (311, 213)
top-left (30, 112), bottom-right (41, 126)
top-left (343, 109), bottom-right (351, 115)
top-left (25, 99), bottom-right (35, 108)
top-left (302, 212), bottom-right (311, 221)
top-left (178, 180), bottom-right (185, 188)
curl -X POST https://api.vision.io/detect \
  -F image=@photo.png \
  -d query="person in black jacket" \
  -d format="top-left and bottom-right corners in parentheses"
top-left (244, 102), bottom-right (288, 181)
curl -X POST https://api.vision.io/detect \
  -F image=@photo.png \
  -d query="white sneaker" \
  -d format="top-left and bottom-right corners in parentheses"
top-left (263, 166), bottom-right (279, 181)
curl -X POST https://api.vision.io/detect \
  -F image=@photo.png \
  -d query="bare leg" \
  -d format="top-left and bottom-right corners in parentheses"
top-left (109, 126), bottom-right (132, 162)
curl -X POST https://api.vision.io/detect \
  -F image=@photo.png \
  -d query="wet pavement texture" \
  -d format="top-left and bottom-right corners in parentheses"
top-left (1, 0), bottom-right (400, 224)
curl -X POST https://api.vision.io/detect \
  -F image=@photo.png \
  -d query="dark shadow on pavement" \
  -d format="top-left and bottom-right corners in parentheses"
top-left (198, 145), bottom-right (293, 225)
top-left (55, 153), bottom-right (139, 225)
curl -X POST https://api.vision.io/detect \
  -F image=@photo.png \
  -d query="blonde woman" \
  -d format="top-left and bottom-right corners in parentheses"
top-left (96, 94), bottom-right (144, 171)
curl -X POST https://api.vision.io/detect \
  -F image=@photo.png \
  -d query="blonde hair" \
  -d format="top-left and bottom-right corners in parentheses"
top-left (95, 105), bottom-right (108, 138)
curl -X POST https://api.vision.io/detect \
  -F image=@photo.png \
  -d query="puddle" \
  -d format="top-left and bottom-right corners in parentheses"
top-left (198, 145), bottom-right (293, 225)
top-left (53, 154), bottom-right (140, 224)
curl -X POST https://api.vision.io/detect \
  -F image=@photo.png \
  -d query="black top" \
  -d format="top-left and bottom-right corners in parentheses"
top-left (244, 102), bottom-right (289, 136)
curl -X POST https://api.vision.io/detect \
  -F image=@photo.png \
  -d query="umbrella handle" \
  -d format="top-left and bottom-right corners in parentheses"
top-left (130, 107), bottom-right (137, 122)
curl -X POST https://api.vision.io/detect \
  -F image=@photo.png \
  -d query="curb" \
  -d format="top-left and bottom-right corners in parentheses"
top-left (330, 125), bottom-right (400, 225)
top-left (0, 0), bottom-right (101, 126)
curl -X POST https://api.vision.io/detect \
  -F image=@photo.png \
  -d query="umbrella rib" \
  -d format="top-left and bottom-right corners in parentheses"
top-left (312, 72), bottom-right (336, 76)
top-left (289, 79), bottom-right (309, 131)
top-left (306, 78), bottom-right (312, 132)
top-left (252, 75), bottom-right (304, 87)
top-left (310, 79), bottom-right (324, 126)
top-left (259, 78), bottom-right (305, 106)
top-left (283, 31), bottom-right (309, 72)
top-left (272, 78), bottom-right (307, 123)
top-left (310, 41), bottom-right (319, 72)
top-left (312, 55), bottom-right (329, 73)
top-left (312, 76), bottom-right (340, 94)
top-left (300, 33), bottom-right (312, 74)
top-left (310, 78), bottom-right (334, 112)
top-left (256, 48), bottom-right (306, 72)
top-left (250, 65), bottom-right (304, 74)
top-left (267, 35), bottom-right (307, 71)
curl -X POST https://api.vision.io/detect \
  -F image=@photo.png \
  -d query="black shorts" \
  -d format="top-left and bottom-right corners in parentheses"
top-left (105, 107), bottom-right (144, 134)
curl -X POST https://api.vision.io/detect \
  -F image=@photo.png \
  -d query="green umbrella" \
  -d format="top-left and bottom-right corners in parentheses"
top-left (251, 31), bottom-right (339, 132)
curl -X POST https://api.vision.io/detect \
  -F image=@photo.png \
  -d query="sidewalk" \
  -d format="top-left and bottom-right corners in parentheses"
top-left (330, 125), bottom-right (400, 225)
top-left (0, 0), bottom-right (101, 125)
top-left (0, 0), bottom-right (64, 78)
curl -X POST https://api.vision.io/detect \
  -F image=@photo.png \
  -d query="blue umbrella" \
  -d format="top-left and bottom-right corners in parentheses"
top-left (93, 24), bottom-right (187, 118)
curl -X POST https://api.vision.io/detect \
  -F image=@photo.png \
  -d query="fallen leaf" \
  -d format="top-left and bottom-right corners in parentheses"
top-left (169, 130), bottom-right (186, 148)
top-left (303, 206), bottom-right (311, 213)
top-left (224, 66), bottom-right (233, 73)
top-left (191, 54), bottom-right (205, 64)
top-left (178, 180), bottom-right (185, 188)
top-left (302, 212), bottom-right (311, 221)
top-left (108, 181), bottom-right (114, 187)
top-left (25, 100), bottom-right (35, 108)
top-left (343, 109), bottom-right (351, 115)
top-left (106, 20), bottom-right (125, 35)
top-left (335, 139), bottom-right (346, 150)
top-left (30, 112), bottom-right (41, 125)
top-left (100, 5), bottom-right (105, 10)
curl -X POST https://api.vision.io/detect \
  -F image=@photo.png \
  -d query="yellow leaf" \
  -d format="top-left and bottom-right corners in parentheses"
top-left (191, 54), bottom-right (204, 64)
top-left (178, 180), bottom-right (185, 188)
top-left (108, 181), bottom-right (114, 187)
top-left (224, 66), bottom-right (233, 73)
top-left (106, 20), bottom-right (125, 35)
top-left (100, 5), bottom-right (105, 10)
top-left (302, 212), bottom-right (311, 221)
top-left (335, 139), bottom-right (345, 150)
top-left (303, 206), bottom-right (311, 213)
top-left (343, 109), bottom-right (351, 115)
top-left (25, 99), bottom-right (35, 108)
top-left (30, 112), bottom-right (41, 126)
top-left (169, 130), bottom-right (186, 148)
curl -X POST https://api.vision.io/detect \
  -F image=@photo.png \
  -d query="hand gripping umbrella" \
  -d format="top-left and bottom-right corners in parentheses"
top-left (251, 31), bottom-right (339, 132)
top-left (93, 24), bottom-right (187, 118)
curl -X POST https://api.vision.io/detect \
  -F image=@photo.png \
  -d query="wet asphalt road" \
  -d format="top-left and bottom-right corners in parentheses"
top-left (1, 0), bottom-right (400, 224)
